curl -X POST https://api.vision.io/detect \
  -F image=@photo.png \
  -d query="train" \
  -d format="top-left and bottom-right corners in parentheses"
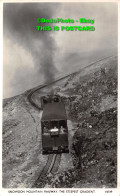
top-left (41, 95), bottom-right (69, 154)
top-left (41, 94), bottom-right (61, 109)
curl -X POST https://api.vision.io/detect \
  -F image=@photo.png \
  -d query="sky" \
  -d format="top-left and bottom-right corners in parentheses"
top-left (3, 2), bottom-right (118, 98)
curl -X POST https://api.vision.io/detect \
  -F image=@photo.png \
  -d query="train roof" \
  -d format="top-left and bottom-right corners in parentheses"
top-left (41, 102), bottom-right (67, 121)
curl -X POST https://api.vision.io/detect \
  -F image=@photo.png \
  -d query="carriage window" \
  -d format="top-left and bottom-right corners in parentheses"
top-left (50, 121), bottom-right (58, 129)
top-left (42, 121), bottom-right (50, 134)
top-left (59, 120), bottom-right (66, 128)
top-left (59, 120), bottom-right (67, 133)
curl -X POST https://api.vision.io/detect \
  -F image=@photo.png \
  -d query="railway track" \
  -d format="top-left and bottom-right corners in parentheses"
top-left (26, 55), bottom-right (114, 110)
top-left (32, 154), bottom-right (61, 188)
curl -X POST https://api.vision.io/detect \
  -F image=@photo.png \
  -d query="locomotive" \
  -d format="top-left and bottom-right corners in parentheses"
top-left (41, 94), bottom-right (61, 109)
top-left (41, 95), bottom-right (69, 154)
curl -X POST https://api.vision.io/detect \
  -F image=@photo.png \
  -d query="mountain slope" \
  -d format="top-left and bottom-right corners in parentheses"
top-left (3, 55), bottom-right (117, 188)
top-left (44, 56), bottom-right (117, 188)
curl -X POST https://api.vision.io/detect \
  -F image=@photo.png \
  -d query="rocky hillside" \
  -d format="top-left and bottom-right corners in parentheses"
top-left (45, 55), bottom-right (117, 188)
top-left (2, 94), bottom-right (49, 188)
top-left (3, 56), bottom-right (117, 188)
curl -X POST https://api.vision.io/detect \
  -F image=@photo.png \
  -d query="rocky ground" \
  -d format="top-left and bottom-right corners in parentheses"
top-left (46, 56), bottom-right (117, 188)
top-left (3, 94), bottom-right (48, 188)
top-left (3, 56), bottom-right (117, 188)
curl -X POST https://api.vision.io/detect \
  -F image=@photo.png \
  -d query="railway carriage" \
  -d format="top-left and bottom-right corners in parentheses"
top-left (41, 101), bottom-right (69, 154)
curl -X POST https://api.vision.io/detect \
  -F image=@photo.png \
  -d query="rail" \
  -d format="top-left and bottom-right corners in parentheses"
top-left (32, 154), bottom-right (61, 188)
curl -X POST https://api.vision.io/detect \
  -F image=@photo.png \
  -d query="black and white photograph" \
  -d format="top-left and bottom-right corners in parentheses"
top-left (2, 1), bottom-right (118, 191)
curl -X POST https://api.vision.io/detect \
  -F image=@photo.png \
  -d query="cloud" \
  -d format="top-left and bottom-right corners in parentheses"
top-left (54, 3), bottom-right (117, 53)
top-left (3, 3), bottom-right (118, 98)
top-left (3, 37), bottom-right (36, 97)
top-left (3, 3), bottom-right (60, 97)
